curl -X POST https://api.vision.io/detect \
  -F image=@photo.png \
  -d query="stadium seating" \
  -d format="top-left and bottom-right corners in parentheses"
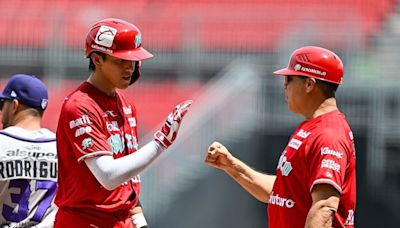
top-left (0, 0), bottom-right (396, 51)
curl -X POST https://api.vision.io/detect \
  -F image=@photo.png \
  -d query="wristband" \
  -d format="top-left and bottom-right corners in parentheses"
top-left (132, 212), bottom-right (148, 228)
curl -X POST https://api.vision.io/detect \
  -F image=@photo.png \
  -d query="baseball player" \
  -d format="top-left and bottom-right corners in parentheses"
top-left (54, 18), bottom-right (192, 228)
top-left (0, 74), bottom-right (57, 227)
top-left (205, 46), bottom-right (356, 227)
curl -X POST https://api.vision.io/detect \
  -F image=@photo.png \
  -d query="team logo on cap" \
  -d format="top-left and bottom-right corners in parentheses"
top-left (95, 25), bottom-right (117, 48)
top-left (10, 90), bottom-right (17, 97)
top-left (134, 34), bottom-right (142, 48)
top-left (294, 64), bottom-right (302, 71)
top-left (41, 99), bottom-right (48, 109)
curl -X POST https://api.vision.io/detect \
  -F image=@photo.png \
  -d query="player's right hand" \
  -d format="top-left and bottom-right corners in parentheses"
top-left (204, 141), bottom-right (234, 171)
top-left (154, 100), bottom-right (192, 149)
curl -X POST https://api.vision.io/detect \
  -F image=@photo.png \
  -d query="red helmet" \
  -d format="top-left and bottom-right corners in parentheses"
top-left (85, 18), bottom-right (153, 84)
top-left (274, 46), bottom-right (344, 85)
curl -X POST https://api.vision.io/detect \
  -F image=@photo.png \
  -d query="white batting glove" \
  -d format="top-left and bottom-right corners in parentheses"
top-left (154, 100), bottom-right (192, 149)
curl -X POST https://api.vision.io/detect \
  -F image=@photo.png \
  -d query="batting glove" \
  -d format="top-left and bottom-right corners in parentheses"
top-left (154, 100), bottom-right (192, 149)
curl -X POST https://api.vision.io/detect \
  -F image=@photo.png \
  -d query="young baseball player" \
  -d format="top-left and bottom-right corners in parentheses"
top-left (205, 46), bottom-right (356, 228)
top-left (0, 74), bottom-right (57, 227)
top-left (54, 18), bottom-right (191, 228)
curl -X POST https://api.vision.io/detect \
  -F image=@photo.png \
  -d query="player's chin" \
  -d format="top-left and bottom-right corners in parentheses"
top-left (118, 79), bottom-right (131, 89)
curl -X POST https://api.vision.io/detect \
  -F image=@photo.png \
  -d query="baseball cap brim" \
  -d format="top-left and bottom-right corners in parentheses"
top-left (0, 92), bottom-right (12, 100)
top-left (113, 46), bottom-right (154, 61)
top-left (273, 68), bottom-right (303, 76)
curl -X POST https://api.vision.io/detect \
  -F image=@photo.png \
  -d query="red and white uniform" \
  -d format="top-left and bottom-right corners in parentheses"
top-left (55, 82), bottom-right (140, 227)
top-left (268, 110), bottom-right (356, 228)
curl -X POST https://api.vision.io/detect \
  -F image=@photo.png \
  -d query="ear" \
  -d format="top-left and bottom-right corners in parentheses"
top-left (305, 77), bottom-right (316, 93)
top-left (10, 99), bottom-right (20, 114)
top-left (91, 53), bottom-right (104, 67)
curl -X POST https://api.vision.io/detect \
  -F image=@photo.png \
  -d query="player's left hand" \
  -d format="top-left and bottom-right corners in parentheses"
top-left (130, 206), bottom-right (149, 228)
top-left (154, 100), bottom-right (192, 149)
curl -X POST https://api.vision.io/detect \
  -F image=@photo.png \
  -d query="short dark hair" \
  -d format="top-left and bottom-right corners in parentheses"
top-left (316, 80), bottom-right (339, 98)
top-left (88, 52), bottom-right (107, 71)
top-left (32, 108), bottom-right (45, 117)
top-left (19, 103), bottom-right (45, 117)
top-left (287, 75), bottom-right (339, 98)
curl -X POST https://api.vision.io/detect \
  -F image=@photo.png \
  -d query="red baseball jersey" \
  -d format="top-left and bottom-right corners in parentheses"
top-left (55, 82), bottom-right (140, 216)
top-left (268, 110), bottom-right (356, 228)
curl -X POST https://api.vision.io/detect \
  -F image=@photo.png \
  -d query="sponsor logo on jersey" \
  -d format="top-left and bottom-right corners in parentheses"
top-left (125, 133), bottom-right (138, 150)
top-left (1, 221), bottom-right (40, 228)
top-left (321, 159), bottom-right (341, 172)
top-left (82, 137), bottom-right (93, 150)
top-left (23, 145), bottom-right (41, 151)
top-left (296, 129), bottom-right (311, 139)
top-left (349, 131), bottom-right (354, 140)
top-left (104, 110), bottom-right (118, 117)
top-left (123, 106), bottom-right (132, 115)
top-left (128, 117), bottom-right (136, 127)
top-left (106, 121), bottom-right (120, 132)
top-left (349, 131), bottom-right (356, 157)
top-left (294, 63), bottom-right (326, 76)
top-left (325, 171), bottom-right (333, 178)
top-left (69, 115), bottom-right (92, 129)
top-left (288, 138), bottom-right (302, 150)
top-left (108, 134), bottom-right (124, 154)
top-left (344, 209), bottom-right (355, 225)
top-left (320, 147), bottom-right (343, 159)
top-left (277, 150), bottom-right (292, 176)
top-left (107, 133), bottom-right (138, 155)
top-left (5, 149), bottom-right (57, 159)
top-left (268, 192), bottom-right (295, 208)
top-left (75, 126), bottom-right (92, 138)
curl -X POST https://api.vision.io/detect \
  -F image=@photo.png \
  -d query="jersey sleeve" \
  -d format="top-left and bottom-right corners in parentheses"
top-left (60, 98), bottom-right (112, 162)
top-left (306, 129), bottom-right (350, 194)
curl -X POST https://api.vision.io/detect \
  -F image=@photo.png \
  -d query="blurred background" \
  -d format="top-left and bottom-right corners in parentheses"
top-left (0, 0), bottom-right (399, 227)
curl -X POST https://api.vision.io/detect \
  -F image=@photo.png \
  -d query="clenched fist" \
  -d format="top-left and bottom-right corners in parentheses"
top-left (204, 141), bottom-right (235, 171)
top-left (154, 100), bottom-right (192, 149)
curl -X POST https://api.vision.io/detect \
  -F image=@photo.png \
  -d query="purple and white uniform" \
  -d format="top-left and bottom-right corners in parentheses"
top-left (0, 127), bottom-right (57, 228)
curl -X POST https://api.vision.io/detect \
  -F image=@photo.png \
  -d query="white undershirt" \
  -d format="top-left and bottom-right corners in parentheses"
top-left (85, 140), bottom-right (165, 190)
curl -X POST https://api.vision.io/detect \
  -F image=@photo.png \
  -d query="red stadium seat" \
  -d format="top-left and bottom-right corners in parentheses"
top-left (0, 0), bottom-right (396, 51)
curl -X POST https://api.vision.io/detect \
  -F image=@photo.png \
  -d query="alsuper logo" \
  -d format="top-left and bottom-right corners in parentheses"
top-left (269, 192), bottom-right (295, 208)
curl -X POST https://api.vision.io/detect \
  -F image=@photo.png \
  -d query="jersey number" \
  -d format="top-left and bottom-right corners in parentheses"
top-left (2, 179), bottom-right (56, 223)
